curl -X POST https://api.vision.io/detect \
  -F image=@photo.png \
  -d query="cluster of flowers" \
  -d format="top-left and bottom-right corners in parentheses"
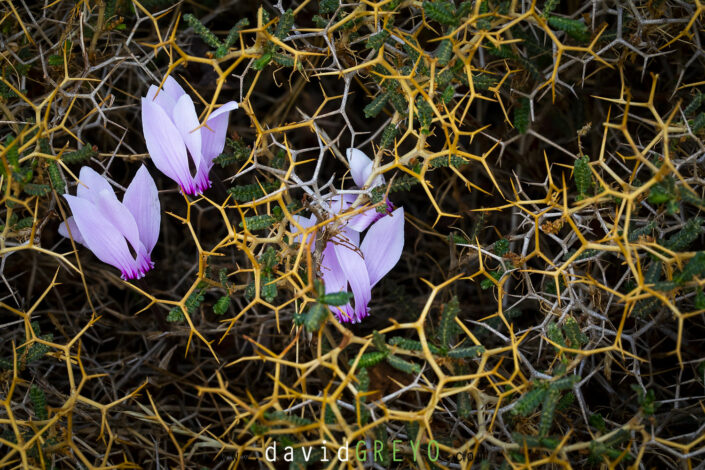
top-left (59, 78), bottom-right (403, 322)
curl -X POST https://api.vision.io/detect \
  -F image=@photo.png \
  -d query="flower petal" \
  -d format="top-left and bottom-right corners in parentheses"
top-left (57, 216), bottom-right (85, 245)
top-left (145, 84), bottom-right (178, 117)
top-left (76, 166), bottom-right (115, 204)
top-left (332, 229), bottom-right (371, 321)
top-left (162, 75), bottom-right (186, 101)
top-left (95, 188), bottom-right (147, 260)
top-left (320, 243), bottom-right (358, 323)
top-left (201, 102), bottom-right (238, 162)
top-left (346, 148), bottom-right (384, 188)
top-left (123, 165), bottom-right (161, 254)
top-left (64, 195), bottom-right (144, 279)
top-left (172, 94), bottom-right (204, 176)
top-left (327, 194), bottom-right (381, 232)
top-left (142, 98), bottom-right (198, 194)
top-left (289, 214), bottom-right (317, 246)
top-left (361, 206), bottom-right (404, 287)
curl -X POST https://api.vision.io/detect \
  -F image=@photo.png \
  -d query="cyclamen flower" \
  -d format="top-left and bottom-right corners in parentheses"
top-left (141, 76), bottom-right (238, 195)
top-left (293, 148), bottom-right (404, 323)
top-left (59, 166), bottom-right (161, 280)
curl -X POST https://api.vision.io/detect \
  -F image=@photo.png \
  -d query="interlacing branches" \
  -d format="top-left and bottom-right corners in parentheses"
top-left (1, 0), bottom-right (704, 468)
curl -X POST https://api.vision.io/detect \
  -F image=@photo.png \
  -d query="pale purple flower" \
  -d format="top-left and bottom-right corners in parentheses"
top-left (59, 165), bottom-right (161, 280)
top-left (141, 76), bottom-right (238, 195)
top-left (291, 148), bottom-right (404, 323)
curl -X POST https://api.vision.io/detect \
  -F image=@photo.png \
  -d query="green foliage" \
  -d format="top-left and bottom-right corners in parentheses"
top-left (253, 52), bottom-right (273, 70)
top-left (514, 98), bottom-right (530, 134)
top-left (364, 92), bottom-right (389, 118)
top-left (447, 345), bottom-right (485, 358)
top-left (538, 386), bottom-right (561, 436)
top-left (494, 238), bottom-right (509, 256)
top-left (372, 331), bottom-right (389, 354)
top-left (240, 214), bottom-right (278, 230)
top-left (319, 0), bottom-right (339, 14)
top-left (215, 138), bottom-right (250, 167)
top-left (213, 295), bottom-right (231, 315)
top-left (389, 336), bottom-right (443, 355)
top-left (23, 183), bottom-right (51, 196)
top-left (440, 85), bottom-right (454, 104)
top-left (274, 9), bottom-right (295, 40)
top-left (318, 291), bottom-right (354, 306)
top-left (48, 161), bottom-right (65, 193)
top-left (48, 55), bottom-right (63, 66)
top-left (547, 16), bottom-right (589, 42)
top-left (380, 123), bottom-right (399, 148)
top-left (304, 302), bottom-right (329, 331)
top-left (627, 220), bottom-right (656, 242)
top-left (228, 181), bottom-right (280, 202)
top-left (435, 39), bottom-right (453, 66)
top-left (437, 296), bottom-right (460, 349)
top-left (416, 96), bottom-right (433, 134)
top-left (1, 322), bottom-right (53, 370)
top-left (385, 353), bottom-right (421, 374)
top-left (563, 316), bottom-right (588, 348)
top-left (168, 284), bottom-right (207, 322)
top-left (30, 385), bottom-right (48, 421)
top-left (574, 155), bottom-right (593, 200)
top-left (352, 351), bottom-right (387, 368)
top-left (683, 92), bottom-right (705, 115)
top-left (512, 387), bottom-right (547, 417)
top-left (632, 385), bottom-right (657, 416)
top-left (660, 217), bottom-right (702, 252)
top-left (480, 269), bottom-right (503, 289)
top-left (183, 14), bottom-right (221, 49)
top-left (589, 413), bottom-right (607, 433)
top-left (265, 410), bottom-right (312, 426)
top-left (387, 89), bottom-right (409, 114)
top-left (215, 19), bottom-right (250, 57)
top-left (422, 1), bottom-right (458, 26)
top-left (542, 0), bottom-right (561, 17)
top-left (457, 387), bottom-right (472, 418)
top-left (61, 144), bottom-right (97, 164)
top-left (673, 251), bottom-right (705, 284)
top-left (429, 154), bottom-right (467, 168)
top-left (367, 30), bottom-right (390, 50)
top-left (512, 432), bottom-right (559, 449)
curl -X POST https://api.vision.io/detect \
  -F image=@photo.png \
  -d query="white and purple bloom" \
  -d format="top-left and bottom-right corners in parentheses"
top-left (141, 76), bottom-right (238, 195)
top-left (292, 148), bottom-right (404, 323)
top-left (59, 165), bottom-right (161, 280)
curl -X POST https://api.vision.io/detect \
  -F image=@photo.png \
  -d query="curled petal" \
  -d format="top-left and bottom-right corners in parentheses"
top-left (76, 166), bottom-right (116, 204)
top-left (320, 243), bottom-right (356, 322)
top-left (361, 207), bottom-right (404, 287)
top-left (64, 195), bottom-right (145, 279)
top-left (289, 214), bottom-right (317, 246)
top-left (162, 75), bottom-right (187, 101)
top-left (95, 189), bottom-right (145, 259)
top-left (172, 94), bottom-right (204, 175)
top-left (202, 102), bottom-right (239, 162)
top-left (346, 148), bottom-right (385, 188)
top-left (145, 84), bottom-right (178, 117)
top-left (142, 98), bottom-right (198, 195)
top-left (123, 165), bottom-right (161, 254)
top-left (329, 194), bottom-right (384, 232)
top-left (57, 216), bottom-right (85, 245)
top-left (332, 230), bottom-right (371, 321)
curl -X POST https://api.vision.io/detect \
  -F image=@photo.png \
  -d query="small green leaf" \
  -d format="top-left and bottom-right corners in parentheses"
top-left (213, 295), bottom-right (231, 315)
top-left (319, 291), bottom-right (354, 306)
top-left (304, 302), bottom-right (329, 331)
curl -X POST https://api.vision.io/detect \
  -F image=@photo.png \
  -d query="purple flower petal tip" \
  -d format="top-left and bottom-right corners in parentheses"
top-left (142, 77), bottom-right (239, 194)
top-left (317, 207), bottom-right (404, 323)
top-left (59, 166), bottom-right (161, 279)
